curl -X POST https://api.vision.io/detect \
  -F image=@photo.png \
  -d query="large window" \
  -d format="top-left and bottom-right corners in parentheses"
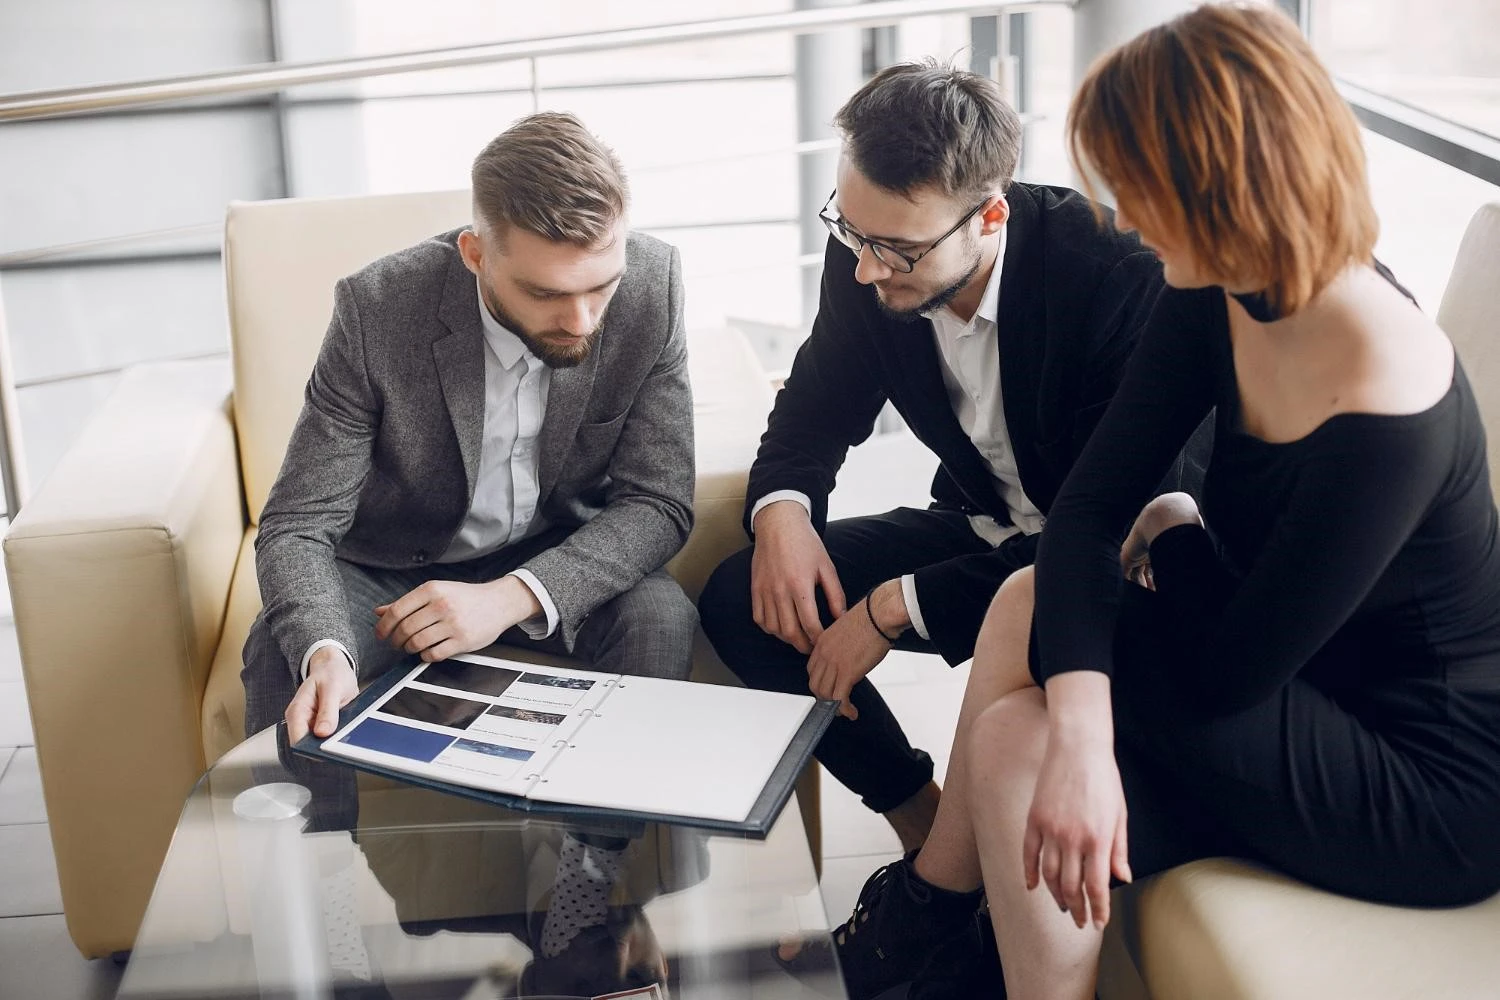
top-left (1363, 128), bottom-right (1500, 309)
top-left (1297, 0), bottom-right (1500, 306)
top-left (1312, 0), bottom-right (1500, 140)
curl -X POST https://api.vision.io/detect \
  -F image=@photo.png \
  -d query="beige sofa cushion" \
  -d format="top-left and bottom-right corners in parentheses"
top-left (225, 190), bottom-right (473, 525)
top-left (1130, 859), bottom-right (1500, 1000)
top-left (668, 325), bottom-right (772, 599)
top-left (201, 529), bottom-right (260, 765)
top-left (1438, 200), bottom-right (1500, 497)
top-left (4, 361), bottom-right (245, 957)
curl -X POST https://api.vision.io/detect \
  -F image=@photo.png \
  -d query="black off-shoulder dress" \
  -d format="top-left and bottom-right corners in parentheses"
top-left (1032, 283), bottom-right (1500, 907)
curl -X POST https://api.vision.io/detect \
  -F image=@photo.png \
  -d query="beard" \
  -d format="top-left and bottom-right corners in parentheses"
top-left (479, 281), bottom-right (602, 369)
top-left (873, 243), bottom-right (984, 323)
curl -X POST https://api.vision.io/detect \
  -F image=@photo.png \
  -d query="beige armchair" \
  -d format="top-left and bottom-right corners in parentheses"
top-left (3, 190), bottom-right (797, 958)
top-left (1096, 202), bottom-right (1500, 1000)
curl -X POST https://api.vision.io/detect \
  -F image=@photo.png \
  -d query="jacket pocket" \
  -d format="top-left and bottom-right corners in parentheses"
top-left (575, 407), bottom-right (630, 445)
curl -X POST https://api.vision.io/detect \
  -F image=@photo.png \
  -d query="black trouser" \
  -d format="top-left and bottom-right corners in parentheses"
top-left (700, 507), bottom-right (1028, 814)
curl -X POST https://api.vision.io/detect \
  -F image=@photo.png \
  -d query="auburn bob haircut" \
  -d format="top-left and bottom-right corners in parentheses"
top-left (1067, 3), bottom-right (1377, 314)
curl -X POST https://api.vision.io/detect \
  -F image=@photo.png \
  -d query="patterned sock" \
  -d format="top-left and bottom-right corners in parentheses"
top-left (539, 833), bottom-right (628, 958)
top-left (320, 859), bottom-right (371, 980)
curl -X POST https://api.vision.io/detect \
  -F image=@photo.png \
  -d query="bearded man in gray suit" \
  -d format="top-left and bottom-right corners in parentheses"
top-left (243, 112), bottom-right (698, 749)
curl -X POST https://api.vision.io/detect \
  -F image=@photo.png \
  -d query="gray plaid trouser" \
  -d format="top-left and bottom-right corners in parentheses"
top-left (241, 543), bottom-right (697, 830)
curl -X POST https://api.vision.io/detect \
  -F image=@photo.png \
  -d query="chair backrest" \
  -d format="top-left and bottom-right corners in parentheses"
top-left (1438, 201), bottom-right (1500, 500)
top-left (224, 189), bottom-right (472, 525)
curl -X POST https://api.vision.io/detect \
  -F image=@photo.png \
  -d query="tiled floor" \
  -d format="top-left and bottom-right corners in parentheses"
top-left (0, 432), bottom-right (961, 998)
top-left (0, 609), bottom-right (128, 1000)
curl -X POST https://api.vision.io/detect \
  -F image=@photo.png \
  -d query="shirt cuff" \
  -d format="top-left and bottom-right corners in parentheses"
top-left (900, 574), bottom-right (931, 641)
top-left (508, 569), bottom-right (559, 639)
top-left (750, 490), bottom-right (813, 534)
top-left (300, 640), bottom-right (356, 683)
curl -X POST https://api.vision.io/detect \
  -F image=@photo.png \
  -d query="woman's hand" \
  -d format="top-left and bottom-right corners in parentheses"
top-left (1024, 673), bottom-right (1132, 930)
top-left (1119, 520), bottom-right (1155, 590)
top-left (1120, 492), bottom-right (1203, 590)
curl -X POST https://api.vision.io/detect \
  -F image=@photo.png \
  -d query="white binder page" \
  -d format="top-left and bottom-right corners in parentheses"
top-left (531, 679), bottom-right (816, 823)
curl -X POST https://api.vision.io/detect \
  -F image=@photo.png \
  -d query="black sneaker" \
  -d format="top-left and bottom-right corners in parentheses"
top-left (907, 905), bottom-right (1004, 1000)
top-left (833, 850), bottom-right (984, 1000)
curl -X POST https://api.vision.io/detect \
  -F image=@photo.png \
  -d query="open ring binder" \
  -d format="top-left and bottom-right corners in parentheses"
top-left (294, 651), bottom-right (837, 835)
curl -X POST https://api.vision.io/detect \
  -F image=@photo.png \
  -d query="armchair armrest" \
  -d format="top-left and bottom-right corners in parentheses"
top-left (4, 358), bottom-right (245, 957)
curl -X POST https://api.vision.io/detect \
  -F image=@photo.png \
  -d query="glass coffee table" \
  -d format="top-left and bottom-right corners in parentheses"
top-left (117, 725), bottom-right (844, 999)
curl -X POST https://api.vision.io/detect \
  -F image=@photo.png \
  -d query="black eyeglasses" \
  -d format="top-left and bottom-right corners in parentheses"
top-left (818, 189), bottom-right (989, 273)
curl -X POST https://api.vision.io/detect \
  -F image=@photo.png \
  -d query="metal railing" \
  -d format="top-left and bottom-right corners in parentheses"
top-left (0, 0), bottom-right (1065, 122)
top-left (0, 0), bottom-right (1065, 517)
top-left (0, 223), bottom-right (223, 271)
top-left (0, 138), bottom-right (856, 271)
top-left (0, 133), bottom-right (861, 399)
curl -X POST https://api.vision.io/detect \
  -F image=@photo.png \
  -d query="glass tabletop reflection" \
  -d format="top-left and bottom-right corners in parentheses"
top-left (117, 725), bottom-right (843, 1000)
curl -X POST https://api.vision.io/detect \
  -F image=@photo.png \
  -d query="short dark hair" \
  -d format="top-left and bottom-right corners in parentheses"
top-left (471, 111), bottom-right (629, 247)
top-left (833, 60), bottom-right (1022, 200)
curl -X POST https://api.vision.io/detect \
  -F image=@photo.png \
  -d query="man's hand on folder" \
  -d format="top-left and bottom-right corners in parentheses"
top-left (286, 647), bottom-right (360, 743)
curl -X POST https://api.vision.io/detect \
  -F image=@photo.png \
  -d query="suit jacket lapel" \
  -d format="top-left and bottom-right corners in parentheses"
top-left (884, 315), bottom-right (1009, 517)
top-left (434, 256), bottom-right (485, 503)
top-left (537, 327), bottom-right (600, 504)
top-left (992, 184), bottom-right (1054, 509)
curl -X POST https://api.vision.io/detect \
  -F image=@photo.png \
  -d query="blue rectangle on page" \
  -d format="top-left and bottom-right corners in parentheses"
top-left (342, 718), bottom-right (455, 762)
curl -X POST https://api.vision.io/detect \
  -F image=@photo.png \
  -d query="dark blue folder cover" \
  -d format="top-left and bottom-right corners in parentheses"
top-left (293, 664), bottom-right (837, 837)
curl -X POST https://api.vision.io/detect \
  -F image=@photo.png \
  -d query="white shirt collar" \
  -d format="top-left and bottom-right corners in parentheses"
top-left (475, 282), bottom-right (534, 370)
top-left (936, 223), bottom-right (1007, 333)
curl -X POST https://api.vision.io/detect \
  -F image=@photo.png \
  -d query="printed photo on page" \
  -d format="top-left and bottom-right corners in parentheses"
top-left (321, 654), bottom-right (614, 796)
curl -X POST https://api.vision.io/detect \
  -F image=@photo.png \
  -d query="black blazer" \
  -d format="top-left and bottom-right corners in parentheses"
top-left (746, 182), bottom-right (1207, 664)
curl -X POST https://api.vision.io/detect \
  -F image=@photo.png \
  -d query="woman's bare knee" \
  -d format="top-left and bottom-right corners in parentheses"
top-left (981, 567), bottom-right (1035, 641)
top-left (997, 564), bottom-right (1036, 605)
top-left (968, 689), bottom-right (1047, 764)
top-left (965, 689), bottom-right (1048, 814)
top-left (971, 566), bottom-right (1037, 693)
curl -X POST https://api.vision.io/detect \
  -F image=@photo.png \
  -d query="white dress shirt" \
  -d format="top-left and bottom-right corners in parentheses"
top-left (300, 287), bottom-right (560, 680)
top-left (440, 289), bottom-right (553, 565)
top-left (751, 225), bottom-right (1045, 642)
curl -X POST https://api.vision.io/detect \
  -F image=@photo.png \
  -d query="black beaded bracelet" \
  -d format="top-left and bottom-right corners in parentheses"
top-left (864, 594), bottom-right (901, 644)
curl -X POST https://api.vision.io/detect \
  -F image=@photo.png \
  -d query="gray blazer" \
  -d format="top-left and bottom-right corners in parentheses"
top-left (254, 228), bottom-right (695, 671)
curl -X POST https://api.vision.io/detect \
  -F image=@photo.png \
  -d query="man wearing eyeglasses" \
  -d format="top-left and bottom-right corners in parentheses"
top-left (699, 61), bottom-right (1205, 856)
